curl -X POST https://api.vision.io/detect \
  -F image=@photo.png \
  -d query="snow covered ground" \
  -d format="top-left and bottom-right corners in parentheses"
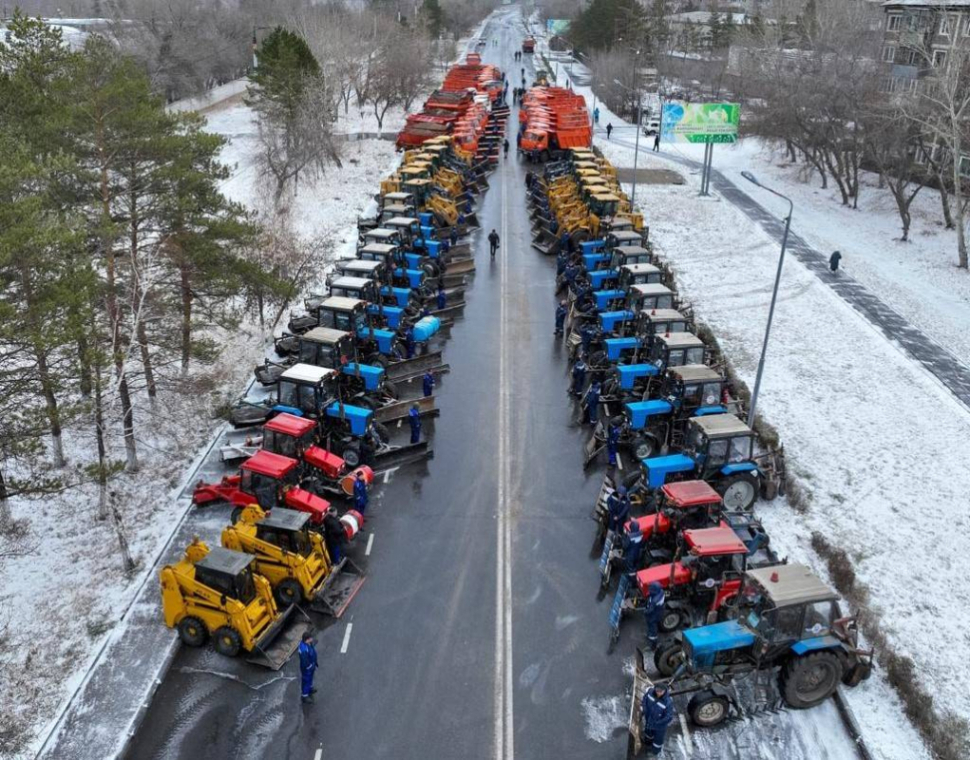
top-left (547, 49), bottom-right (968, 758)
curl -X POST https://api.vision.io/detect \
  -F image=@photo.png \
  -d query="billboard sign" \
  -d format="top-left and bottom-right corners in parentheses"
top-left (660, 102), bottom-right (740, 144)
top-left (546, 19), bottom-right (571, 35)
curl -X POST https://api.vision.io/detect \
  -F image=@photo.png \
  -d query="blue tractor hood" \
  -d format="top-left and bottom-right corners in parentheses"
top-left (600, 310), bottom-right (635, 334)
top-left (342, 362), bottom-right (385, 392)
top-left (617, 364), bottom-right (660, 392)
top-left (604, 336), bottom-right (642, 361)
top-left (368, 303), bottom-right (403, 328)
top-left (588, 269), bottom-right (618, 289)
top-left (419, 212), bottom-right (434, 227)
top-left (425, 239), bottom-right (442, 258)
top-left (683, 620), bottom-right (757, 664)
top-left (583, 252), bottom-right (610, 271)
top-left (641, 453), bottom-right (695, 488)
top-left (580, 239), bottom-right (605, 256)
top-left (358, 326), bottom-right (396, 355)
top-left (381, 285), bottom-right (413, 307)
top-left (625, 398), bottom-right (671, 428)
top-left (325, 401), bottom-right (373, 437)
top-left (595, 288), bottom-right (627, 311)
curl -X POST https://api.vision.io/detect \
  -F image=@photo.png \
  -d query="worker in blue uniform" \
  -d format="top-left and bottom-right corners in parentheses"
top-left (353, 470), bottom-right (369, 514)
top-left (641, 683), bottom-right (674, 756)
top-left (422, 369), bottom-right (435, 398)
top-left (409, 403), bottom-right (422, 444)
top-left (298, 632), bottom-right (318, 704)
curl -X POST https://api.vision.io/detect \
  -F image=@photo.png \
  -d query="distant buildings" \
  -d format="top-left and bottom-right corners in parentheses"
top-left (881, 0), bottom-right (970, 91)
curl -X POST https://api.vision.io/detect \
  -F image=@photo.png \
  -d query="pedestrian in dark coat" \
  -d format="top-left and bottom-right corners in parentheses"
top-left (298, 632), bottom-right (318, 703)
top-left (564, 261), bottom-right (579, 287)
top-left (408, 403), bottom-right (422, 444)
top-left (422, 369), bottom-right (435, 398)
top-left (607, 418), bottom-right (622, 467)
top-left (653, 133), bottom-right (661, 152)
top-left (606, 486), bottom-right (631, 533)
top-left (437, 286), bottom-right (447, 311)
top-left (353, 471), bottom-right (369, 514)
top-left (606, 122), bottom-right (613, 139)
top-left (571, 357), bottom-right (588, 395)
top-left (488, 229), bottom-right (500, 257)
top-left (829, 250), bottom-right (842, 272)
top-left (555, 301), bottom-right (567, 336)
top-left (644, 581), bottom-right (666, 649)
top-left (641, 683), bottom-right (675, 756)
top-left (404, 324), bottom-right (416, 359)
top-left (450, 227), bottom-right (459, 246)
top-left (323, 507), bottom-right (346, 564)
top-left (621, 519), bottom-right (644, 573)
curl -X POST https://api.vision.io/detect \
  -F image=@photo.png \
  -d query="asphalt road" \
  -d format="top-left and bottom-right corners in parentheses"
top-left (124, 9), bottom-right (861, 760)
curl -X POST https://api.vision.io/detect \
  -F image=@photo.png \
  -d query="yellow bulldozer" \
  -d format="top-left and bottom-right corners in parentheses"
top-left (221, 505), bottom-right (365, 619)
top-left (159, 538), bottom-right (310, 669)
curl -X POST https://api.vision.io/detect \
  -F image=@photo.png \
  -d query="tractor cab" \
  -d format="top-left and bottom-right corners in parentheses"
top-left (276, 364), bottom-right (338, 418)
top-left (628, 480), bottom-right (723, 545)
top-left (618, 262), bottom-right (663, 288)
top-left (194, 546), bottom-right (260, 605)
top-left (298, 328), bottom-right (387, 396)
top-left (637, 308), bottom-right (691, 339)
top-left (590, 193), bottom-right (621, 220)
top-left (627, 283), bottom-right (675, 312)
top-left (315, 296), bottom-right (399, 358)
top-left (380, 191), bottom-right (416, 218)
top-left (402, 177), bottom-right (432, 207)
top-left (333, 258), bottom-right (389, 286)
top-left (329, 275), bottom-right (380, 304)
top-left (239, 450), bottom-right (303, 512)
top-left (383, 216), bottom-right (422, 248)
top-left (609, 245), bottom-right (653, 270)
top-left (662, 365), bottom-right (726, 417)
top-left (252, 507), bottom-right (314, 557)
top-left (606, 229), bottom-right (645, 250)
top-left (649, 332), bottom-right (707, 371)
top-left (359, 227), bottom-right (405, 251)
top-left (262, 413), bottom-right (317, 460)
top-left (358, 243), bottom-right (426, 293)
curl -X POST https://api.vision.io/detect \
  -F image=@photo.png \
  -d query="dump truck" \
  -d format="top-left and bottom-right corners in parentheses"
top-left (519, 87), bottom-right (592, 162)
top-left (522, 37), bottom-right (535, 53)
top-left (222, 505), bottom-right (366, 618)
top-left (160, 539), bottom-right (310, 669)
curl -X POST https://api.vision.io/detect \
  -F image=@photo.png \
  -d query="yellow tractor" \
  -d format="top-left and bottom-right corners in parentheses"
top-left (221, 505), bottom-right (366, 619)
top-left (159, 538), bottom-right (310, 669)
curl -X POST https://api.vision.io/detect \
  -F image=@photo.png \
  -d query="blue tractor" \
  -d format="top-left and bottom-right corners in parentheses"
top-left (627, 563), bottom-right (873, 751)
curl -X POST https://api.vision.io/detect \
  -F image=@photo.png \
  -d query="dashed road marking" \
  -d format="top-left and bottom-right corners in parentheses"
top-left (340, 623), bottom-right (353, 654)
top-left (365, 533), bottom-right (375, 556)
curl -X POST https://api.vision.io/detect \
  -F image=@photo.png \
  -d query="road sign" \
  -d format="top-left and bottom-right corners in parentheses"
top-left (661, 102), bottom-right (740, 144)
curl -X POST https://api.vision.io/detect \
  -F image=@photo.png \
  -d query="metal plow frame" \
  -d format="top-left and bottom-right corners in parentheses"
top-left (310, 556), bottom-right (367, 619)
top-left (372, 439), bottom-right (433, 472)
top-left (246, 604), bottom-right (313, 670)
top-left (373, 394), bottom-right (439, 424)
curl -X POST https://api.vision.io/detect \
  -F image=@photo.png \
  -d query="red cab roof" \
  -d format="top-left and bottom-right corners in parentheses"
top-left (264, 413), bottom-right (315, 438)
top-left (684, 522), bottom-right (747, 556)
top-left (662, 480), bottom-right (722, 508)
top-left (241, 449), bottom-right (299, 479)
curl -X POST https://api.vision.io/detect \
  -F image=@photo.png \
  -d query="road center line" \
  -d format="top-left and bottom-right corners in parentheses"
top-left (365, 532), bottom-right (375, 556)
top-left (313, 748), bottom-right (322, 760)
top-left (340, 623), bottom-right (353, 654)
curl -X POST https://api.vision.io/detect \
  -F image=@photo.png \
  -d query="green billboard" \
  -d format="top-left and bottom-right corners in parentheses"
top-left (660, 102), bottom-right (740, 144)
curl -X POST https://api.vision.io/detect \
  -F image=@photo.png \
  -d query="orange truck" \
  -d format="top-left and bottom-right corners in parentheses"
top-left (518, 86), bottom-right (592, 161)
top-left (522, 37), bottom-right (535, 53)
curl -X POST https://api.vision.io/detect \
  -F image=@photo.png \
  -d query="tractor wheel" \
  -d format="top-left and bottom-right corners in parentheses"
top-left (371, 354), bottom-right (389, 370)
top-left (373, 422), bottom-right (391, 444)
top-left (354, 396), bottom-right (376, 411)
top-left (633, 437), bottom-right (657, 461)
top-left (342, 444), bottom-right (361, 468)
top-left (588, 350), bottom-right (608, 368)
top-left (383, 380), bottom-right (399, 400)
top-left (275, 579), bottom-right (303, 608)
top-left (687, 691), bottom-right (730, 728)
top-left (659, 608), bottom-right (685, 634)
top-left (212, 626), bottom-right (242, 658)
top-left (177, 616), bottom-right (208, 648)
top-left (654, 641), bottom-right (686, 677)
top-left (780, 652), bottom-right (844, 709)
top-left (717, 472), bottom-right (759, 511)
top-left (230, 507), bottom-right (243, 525)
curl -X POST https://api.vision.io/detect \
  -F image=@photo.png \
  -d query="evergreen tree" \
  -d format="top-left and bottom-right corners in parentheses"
top-left (421, 0), bottom-right (446, 39)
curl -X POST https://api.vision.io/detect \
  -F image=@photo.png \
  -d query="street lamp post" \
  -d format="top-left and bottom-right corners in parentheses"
top-left (613, 51), bottom-right (643, 207)
top-left (740, 171), bottom-right (793, 428)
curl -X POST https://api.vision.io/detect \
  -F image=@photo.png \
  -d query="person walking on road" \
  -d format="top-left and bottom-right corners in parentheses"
top-left (644, 581), bottom-right (666, 650)
top-left (653, 132), bottom-right (661, 152)
top-left (323, 506), bottom-right (346, 564)
top-left (641, 683), bottom-right (675, 756)
top-left (488, 229), bottom-right (500, 258)
top-left (606, 122), bottom-right (613, 140)
top-left (422, 369), bottom-right (435, 398)
top-left (571, 357), bottom-right (588, 396)
top-left (298, 632), bottom-right (318, 704)
top-left (593, 106), bottom-right (600, 125)
top-left (555, 300), bottom-right (567, 336)
top-left (829, 250), bottom-right (842, 273)
top-left (353, 470), bottom-right (369, 514)
top-left (503, 138), bottom-right (510, 158)
top-left (408, 403), bottom-right (422, 444)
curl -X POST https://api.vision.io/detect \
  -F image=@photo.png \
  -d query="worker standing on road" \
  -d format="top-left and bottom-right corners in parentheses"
top-left (503, 138), bottom-right (510, 158)
top-left (607, 417), bottom-right (622, 467)
top-left (583, 379), bottom-right (601, 424)
top-left (644, 581), bottom-right (666, 650)
top-left (830, 250), bottom-right (842, 273)
top-left (422, 369), bottom-right (435, 398)
top-left (488, 229), bottom-right (500, 258)
top-left (555, 300), bottom-right (567, 336)
top-left (571, 357), bottom-right (588, 396)
top-left (298, 632), bottom-right (318, 704)
top-left (621, 519), bottom-right (644, 573)
top-left (642, 683), bottom-right (675, 756)
top-left (404, 324), bottom-right (416, 359)
top-left (323, 506), bottom-right (346, 563)
top-left (606, 485), bottom-right (631, 533)
top-left (409, 403), bottom-right (422, 444)
top-left (606, 122), bottom-right (613, 140)
top-left (353, 471), bottom-right (369, 514)
top-left (437, 285), bottom-right (447, 311)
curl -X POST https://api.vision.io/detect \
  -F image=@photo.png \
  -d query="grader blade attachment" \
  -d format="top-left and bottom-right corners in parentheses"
top-left (384, 352), bottom-right (450, 383)
top-left (372, 440), bottom-right (432, 472)
top-left (311, 557), bottom-right (366, 619)
top-left (446, 258), bottom-right (476, 276)
top-left (245, 604), bottom-right (312, 670)
top-left (374, 395), bottom-right (439, 424)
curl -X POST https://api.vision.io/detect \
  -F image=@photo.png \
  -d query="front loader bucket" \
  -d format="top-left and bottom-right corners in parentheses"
top-left (385, 351), bottom-right (450, 382)
top-left (433, 302), bottom-right (466, 321)
top-left (372, 440), bottom-right (432, 472)
top-left (246, 604), bottom-right (312, 670)
top-left (229, 402), bottom-right (271, 430)
top-left (463, 210), bottom-right (480, 228)
top-left (446, 258), bottom-right (476, 276)
top-left (374, 394), bottom-right (439, 424)
top-left (310, 557), bottom-right (366, 619)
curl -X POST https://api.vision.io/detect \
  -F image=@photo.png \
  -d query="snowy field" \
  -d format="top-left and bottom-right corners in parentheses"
top-left (559, 66), bottom-right (966, 759)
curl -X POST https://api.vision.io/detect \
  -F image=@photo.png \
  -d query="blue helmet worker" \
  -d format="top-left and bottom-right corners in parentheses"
top-left (450, 227), bottom-right (459, 246)
top-left (607, 417), bottom-right (623, 467)
top-left (644, 581), bottom-right (667, 650)
top-left (353, 470), bottom-right (369, 513)
top-left (408, 403), bottom-right (422, 444)
top-left (641, 683), bottom-right (675, 756)
top-left (298, 632), bottom-right (318, 704)
top-left (404, 324), bottom-right (416, 359)
top-left (556, 249), bottom-right (568, 275)
top-left (621, 518), bottom-right (644, 573)
top-left (564, 261), bottom-right (579, 286)
top-left (555, 300), bottom-right (567, 336)
top-left (571, 357), bottom-right (588, 396)
top-left (583, 380), bottom-right (601, 424)
top-left (437, 286), bottom-right (447, 311)
top-left (422, 369), bottom-right (435, 398)
top-left (606, 485), bottom-right (631, 533)
top-left (580, 321), bottom-right (596, 353)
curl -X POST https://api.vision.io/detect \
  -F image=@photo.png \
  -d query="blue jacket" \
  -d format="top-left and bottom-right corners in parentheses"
top-left (298, 641), bottom-right (318, 674)
top-left (405, 327), bottom-right (415, 345)
top-left (642, 687), bottom-right (674, 731)
top-left (645, 582), bottom-right (666, 618)
top-left (607, 424), bottom-right (621, 449)
top-left (422, 373), bottom-right (435, 396)
top-left (353, 478), bottom-right (368, 508)
top-left (572, 361), bottom-right (587, 381)
top-left (555, 305), bottom-right (567, 325)
top-left (437, 291), bottom-right (447, 310)
top-left (409, 407), bottom-right (421, 430)
top-left (607, 492), bottom-right (630, 529)
top-left (621, 530), bottom-right (643, 570)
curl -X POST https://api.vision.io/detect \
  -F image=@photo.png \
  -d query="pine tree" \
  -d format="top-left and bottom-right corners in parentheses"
top-left (421, 0), bottom-right (446, 39)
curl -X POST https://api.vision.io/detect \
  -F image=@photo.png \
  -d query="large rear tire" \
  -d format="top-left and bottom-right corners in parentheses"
top-left (178, 616), bottom-right (208, 648)
top-left (275, 578), bottom-right (303, 608)
top-left (383, 380), bottom-right (399, 400)
top-left (687, 691), bottom-right (730, 728)
top-left (212, 626), bottom-right (242, 657)
top-left (780, 652), bottom-right (843, 709)
top-left (659, 607), bottom-right (685, 633)
top-left (718, 472), bottom-right (759, 511)
top-left (342, 444), bottom-right (361, 468)
top-left (654, 640), bottom-right (685, 677)
top-left (230, 506), bottom-right (243, 525)
top-left (373, 422), bottom-right (391, 444)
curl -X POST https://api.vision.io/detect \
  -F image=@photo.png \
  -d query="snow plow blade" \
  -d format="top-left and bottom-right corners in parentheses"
top-left (373, 395), bottom-right (439, 424)
top-left (228, 402), bottom-right (271, 429)
top-left (446, 258), bottom-right (476, 276)
top-left (373, 440), bottom-right (432, 471)
top-left (384, 353), bottom-right (450, 383)
top-left (433, 302), bottom-right (465, 321)
top-left (532, 237), bottom-right (554, 255)
top-left (254, 360), bottom-right (292, 387)
top-left (626, 648), bottom-right (653, 759)
top-left (245, 604), bottom-right (312, 670)
top-left (583, 431), bottom-right (604, 469)
top-left (441, 272), bottom-right (467, 289)
top-left (309, 557), bottom-right (366, 618)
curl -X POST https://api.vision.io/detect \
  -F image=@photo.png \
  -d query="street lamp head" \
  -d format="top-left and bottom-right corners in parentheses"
top-left (741, 171), bottom-right (760, 187)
